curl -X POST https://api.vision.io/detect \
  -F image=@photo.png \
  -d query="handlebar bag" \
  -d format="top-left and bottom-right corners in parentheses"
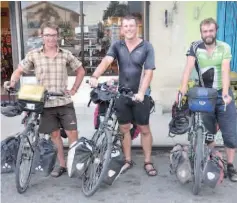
top-left (188, 87), bottom-right (218, 113)
top-left (18, 84), bottom-right (46, 113)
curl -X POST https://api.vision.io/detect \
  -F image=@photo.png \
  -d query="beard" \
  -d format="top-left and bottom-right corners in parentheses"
top-left (202, 36), bottom-right (216, 45)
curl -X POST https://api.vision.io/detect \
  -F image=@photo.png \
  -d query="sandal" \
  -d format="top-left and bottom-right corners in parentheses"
top-left (51, 166), bottom-right (67, 178)
top-left (144, 162), bottom-right (157, 176)
top-left (121, 160), bottom-right (135, 174)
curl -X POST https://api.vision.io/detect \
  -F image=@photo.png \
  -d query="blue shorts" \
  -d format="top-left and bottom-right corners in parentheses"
top-left (202, 89), bottom-right (237, 148)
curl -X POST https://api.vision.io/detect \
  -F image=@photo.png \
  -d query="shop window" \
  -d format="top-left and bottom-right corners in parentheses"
top-left (20, 1), bottom-right (144, 76)
top-left (1, 7), bottom-right (13, 88)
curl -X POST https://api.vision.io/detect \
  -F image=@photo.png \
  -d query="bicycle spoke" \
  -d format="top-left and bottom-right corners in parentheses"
top-left (19, 139), bottom-right (33, 187)
top-left (82, 129), bottom-right (112, 196)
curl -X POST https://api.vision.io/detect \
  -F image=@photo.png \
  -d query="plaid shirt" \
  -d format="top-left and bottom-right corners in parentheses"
top-left (20, 46), bottom-right (82, 108)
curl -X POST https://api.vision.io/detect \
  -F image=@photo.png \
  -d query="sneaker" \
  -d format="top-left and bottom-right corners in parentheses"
top-left (227, 164), bottom-right (237, 182)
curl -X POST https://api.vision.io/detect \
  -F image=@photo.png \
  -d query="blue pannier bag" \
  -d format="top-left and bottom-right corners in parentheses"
top-left (188, 87), bottom-right (218, 113)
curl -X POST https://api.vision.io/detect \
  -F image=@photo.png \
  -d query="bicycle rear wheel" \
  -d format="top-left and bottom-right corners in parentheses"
top-left (15, 129), bottom-right (38, 193)
top-left (82, 128), bottom-right (112, 197)
top-left (192, 127), bottom-right (204, 195)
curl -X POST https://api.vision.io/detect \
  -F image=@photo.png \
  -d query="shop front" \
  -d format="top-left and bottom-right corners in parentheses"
top-left (7, 1), bottom-right (149, 105)
top-left (1, 1), bottom-right (14, 99)
top-left (10, 1), bottom-right (148, 76)
top-left (4, 1), bottom-right (236, 147)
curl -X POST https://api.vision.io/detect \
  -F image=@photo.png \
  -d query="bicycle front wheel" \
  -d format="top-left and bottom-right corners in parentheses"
top-left (192, 127), bottom-right (204, 195)
top-left (82, 128), bottom-right (112, 197)
top-left (15, 128), bottom-right (38, 194)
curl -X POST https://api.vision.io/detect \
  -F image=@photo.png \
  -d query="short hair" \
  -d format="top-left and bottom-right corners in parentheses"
top-left (40, 21), bottom-right (59, 34)
top-left (200, 18), bottom-right (219, 31)
top-left (121, 15), bottom-right (138, 26)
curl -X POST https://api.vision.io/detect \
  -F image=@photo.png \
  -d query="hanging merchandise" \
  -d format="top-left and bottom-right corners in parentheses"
top-left (1, 28), bottom-right (13, 86)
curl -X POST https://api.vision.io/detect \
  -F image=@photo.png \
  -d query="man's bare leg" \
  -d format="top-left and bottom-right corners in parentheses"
top-left (139, 124), bottom-right (157, 176)
top-left (65, 130), bottom-right (78, 146)
top-left (120, 124), bottom-right (133, 171)
top-left (51, 130), bottom-right (66, 168)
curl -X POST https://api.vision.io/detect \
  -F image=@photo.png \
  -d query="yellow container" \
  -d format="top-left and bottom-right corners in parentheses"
top-left (18, 84), bottom-right (46, 102)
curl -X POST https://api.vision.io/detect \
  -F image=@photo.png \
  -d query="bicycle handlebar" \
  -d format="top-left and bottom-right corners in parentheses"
top-left (86, 79), bottom-right (136, 101)
top-left (47, 92), bottom-right (65, 97)
top-left (6, 87), bottom-right (17, 95)
top-left (5, 86), bottom-right (65, 97)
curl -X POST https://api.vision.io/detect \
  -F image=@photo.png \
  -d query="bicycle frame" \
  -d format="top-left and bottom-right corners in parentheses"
top-left (19, 112), bottom-right (40, 152)
top-left (93, 96), bottom-right (121, 146)
top-left (188, 112), bottom-right (214, 178)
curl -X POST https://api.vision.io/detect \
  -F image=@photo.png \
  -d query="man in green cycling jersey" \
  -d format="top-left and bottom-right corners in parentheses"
top-left (178, 18), bottom-right (237, 182)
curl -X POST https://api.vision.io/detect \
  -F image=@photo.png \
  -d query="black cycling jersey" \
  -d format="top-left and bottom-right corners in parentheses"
top-left (106, 40), bottom-right (155, 93)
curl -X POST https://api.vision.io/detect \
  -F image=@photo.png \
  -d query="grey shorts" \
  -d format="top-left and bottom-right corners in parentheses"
top-left (202, 89), bottom-right (237, 148)
top-left (39, 102), bottom-right (77, 134)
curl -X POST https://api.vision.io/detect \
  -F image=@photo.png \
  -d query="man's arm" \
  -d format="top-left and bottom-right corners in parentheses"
top-left (180, 43), bottom-right (196, 94)
top-left (139, 70), bottom-right (153, 95)
top-left (9, 65), bottom-right (24, 87)
top-left (221, 44), bottom-right (232, 97)
top-left (180, 56), bottom-right (196, 94)
top-left (89, 42), bottom-right (117, 87)
top-left (222, 59), bottom-right (231, 96)
top-left (67, 52), bottom-right (85, 93)
top-left (9, 52), bottom-right (34, 88)
top-left (92, 41), bottom-right (118, 78)
top-left (92, 56), bottom-right (114, 78)
top-left (71, 66), bottom-right (85, 92)
top-left (139, 43), bottom-right (155, 96)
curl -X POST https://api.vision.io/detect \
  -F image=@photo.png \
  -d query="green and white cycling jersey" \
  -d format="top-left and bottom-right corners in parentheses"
top-left (186, 40), bottom-right (232, 90)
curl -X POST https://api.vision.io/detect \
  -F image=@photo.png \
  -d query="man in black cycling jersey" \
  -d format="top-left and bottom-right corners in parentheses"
top-left (178, 18), bottom-right (237, 182)
top-left (89, 15), bottom-right (157, 176)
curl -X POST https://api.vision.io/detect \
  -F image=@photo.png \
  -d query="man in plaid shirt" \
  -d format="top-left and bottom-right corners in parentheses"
top-left (7, 21), bottom-right (85, 177)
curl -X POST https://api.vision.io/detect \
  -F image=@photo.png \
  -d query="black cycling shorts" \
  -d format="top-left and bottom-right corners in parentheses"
top-left (115, 95), bottom-right (151, 126)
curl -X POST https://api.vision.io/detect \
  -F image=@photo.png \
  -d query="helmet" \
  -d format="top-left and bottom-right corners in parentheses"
top-left (169, 101), bottom-right (192, 136)
top-left (1, 103), bottom-right (22, 117)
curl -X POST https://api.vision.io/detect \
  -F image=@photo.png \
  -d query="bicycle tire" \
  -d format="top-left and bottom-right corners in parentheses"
top-left (82, 128), bottom-right (112, 197)
top-left (192, 127), bottom-right (204, 195)
top-left (15, 128), bottom-right (38, 194)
